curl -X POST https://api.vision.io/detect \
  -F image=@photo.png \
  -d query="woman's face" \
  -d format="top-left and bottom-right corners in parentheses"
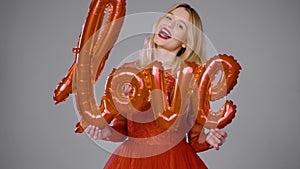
top-left (153, 7), bottom-right (190, 53)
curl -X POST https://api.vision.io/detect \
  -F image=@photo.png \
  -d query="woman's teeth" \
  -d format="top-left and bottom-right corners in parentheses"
top-left (158, 28), bottom-right (171, 39)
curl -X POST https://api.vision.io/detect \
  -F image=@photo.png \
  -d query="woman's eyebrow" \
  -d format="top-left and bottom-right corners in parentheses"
top-left (168, 12), bottom-right (187, 27)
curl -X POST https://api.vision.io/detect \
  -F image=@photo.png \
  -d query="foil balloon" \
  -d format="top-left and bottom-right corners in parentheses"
top-left (70, 0), bottom-right (126, 132)
top-left (105, 66), bottom-right (151, 114)
top-left (142, 61), bottom-right (168, 119)
top-left (143, 62), bottom-right (196, 129)
top-left (53, 0), bottom-right (126, 104)
top-left (195, 54), bottom-right (241, 129)
top-left (53, 63), bottom-right (75, 104)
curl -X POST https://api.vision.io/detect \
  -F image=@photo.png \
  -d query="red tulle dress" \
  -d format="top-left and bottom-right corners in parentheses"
top-left (103, 70), bottom-right (212, 169)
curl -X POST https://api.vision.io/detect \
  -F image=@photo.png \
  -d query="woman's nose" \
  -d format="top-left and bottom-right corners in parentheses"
top-left (166, 20), bottom-right (175, 28)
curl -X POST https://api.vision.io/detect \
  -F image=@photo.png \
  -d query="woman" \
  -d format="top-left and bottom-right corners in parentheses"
top-left (86, 3), bottom-right (227, 169)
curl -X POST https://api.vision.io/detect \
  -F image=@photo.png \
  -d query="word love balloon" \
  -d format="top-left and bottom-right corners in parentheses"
top-left (73, 53), bottom-right (241, 132)
top-left (103, 55), bottom-right (241, 130)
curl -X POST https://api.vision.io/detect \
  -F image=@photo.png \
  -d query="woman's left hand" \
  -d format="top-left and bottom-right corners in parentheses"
top-left (206, 128), bottom-right (227, 150)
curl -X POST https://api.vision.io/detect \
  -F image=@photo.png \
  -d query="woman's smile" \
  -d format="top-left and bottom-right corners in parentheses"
top-left (158, 27), bottom-right (172, 40)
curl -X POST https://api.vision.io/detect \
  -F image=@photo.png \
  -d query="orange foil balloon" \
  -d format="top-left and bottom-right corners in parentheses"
top-left (105, 67), bottom-right (151, 114)
top-left (53, 63), bottom-right (75, 104)
top-left (53, 0), bottom-right (126, 104)
top-left (72, 0), bottom-right (126, 132)
top-left (143, 62), bottom-right (168, 119)
top-left (196, 54), bottom-right (241, 129)
top-left (143, 62), bottom-right (196, 129)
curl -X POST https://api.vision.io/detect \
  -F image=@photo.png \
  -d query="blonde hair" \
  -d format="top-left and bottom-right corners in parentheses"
top-left (138, 3), bottom-right (206, 71)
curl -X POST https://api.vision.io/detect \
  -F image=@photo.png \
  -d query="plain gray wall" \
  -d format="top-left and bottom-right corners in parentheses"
top-left (1, 0), bottom-right (299, 168)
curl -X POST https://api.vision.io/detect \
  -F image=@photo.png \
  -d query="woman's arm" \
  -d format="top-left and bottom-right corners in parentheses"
top-left (188, 121), bottom-right (212, 152)
top-left (104, 114), bottom-right (128, 142)
top-left (187, 91), bottom-right (227, 152)
top-left (86, 113), bottom-right (128, 142)
top-left (86, 62), bottom-right (137, 141)
top-left (186, 91), bottom-right (212, 152)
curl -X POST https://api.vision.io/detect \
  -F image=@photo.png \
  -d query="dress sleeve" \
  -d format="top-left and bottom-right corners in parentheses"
top-left (104, 114), bottom-right (128, 142)
top-left (188, 120), bottom-right (212, 153)
top-left (186, 91), bottom-right (212, 153)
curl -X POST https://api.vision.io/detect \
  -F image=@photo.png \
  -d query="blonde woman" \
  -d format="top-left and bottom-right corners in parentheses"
top-left (86, 3), bottom-right (227, 169)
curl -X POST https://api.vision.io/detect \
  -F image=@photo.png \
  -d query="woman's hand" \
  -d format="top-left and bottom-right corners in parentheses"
top-left (85, 125), bottom-right (112, 140)
top-left (206, 128), bottom-right (227, 150)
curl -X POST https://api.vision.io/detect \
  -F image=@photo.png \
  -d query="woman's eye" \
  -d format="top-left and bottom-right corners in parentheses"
top-left (166, 16), bottom-right (172, 20)
top-left (176, 23), bottom-right (184, 29)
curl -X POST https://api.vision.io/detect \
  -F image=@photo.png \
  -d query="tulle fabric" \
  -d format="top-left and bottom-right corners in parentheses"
top-left (104, 140), bottom-right (207, 169)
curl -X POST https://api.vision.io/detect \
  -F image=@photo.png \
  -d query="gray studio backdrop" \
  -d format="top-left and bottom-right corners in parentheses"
top-left (1, 0), bottom-right (300, 169)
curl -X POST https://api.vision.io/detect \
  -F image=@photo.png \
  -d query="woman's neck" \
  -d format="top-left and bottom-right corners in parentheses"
top-left (153, 47), bottom-right (178, 70)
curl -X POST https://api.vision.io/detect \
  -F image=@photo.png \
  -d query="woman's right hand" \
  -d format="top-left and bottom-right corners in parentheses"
top-left (85, 125), bottom-right (112, 140)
